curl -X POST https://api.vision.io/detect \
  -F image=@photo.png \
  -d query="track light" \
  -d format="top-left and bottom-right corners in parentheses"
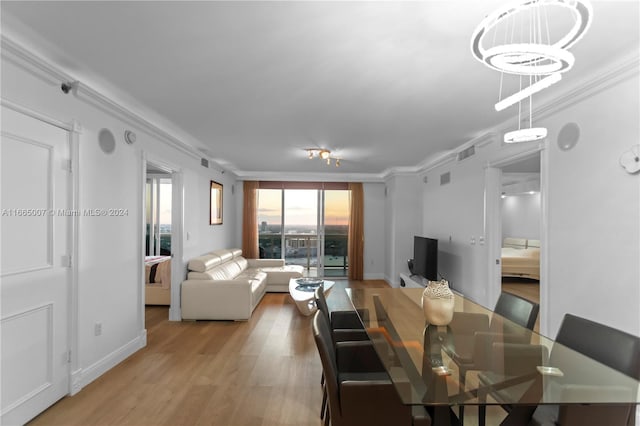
top-left (304, 148), bottom-right (341, 167)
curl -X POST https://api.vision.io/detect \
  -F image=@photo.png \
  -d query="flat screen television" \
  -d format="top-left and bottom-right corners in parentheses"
top-left (413, 236), bottom-right (438, 281)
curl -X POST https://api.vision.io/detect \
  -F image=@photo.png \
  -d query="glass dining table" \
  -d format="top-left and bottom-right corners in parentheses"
top-left (344, 287), bottom-right (640, 426)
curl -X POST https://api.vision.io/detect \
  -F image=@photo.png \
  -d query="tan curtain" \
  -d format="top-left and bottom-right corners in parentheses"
top-left (348, 182), bottom-right (364, 280)
top-left (242, 181), bottom-right (259, 259)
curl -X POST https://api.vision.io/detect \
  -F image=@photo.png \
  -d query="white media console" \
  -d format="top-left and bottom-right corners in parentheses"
top-left (399, 272), bottom-right (427, 288)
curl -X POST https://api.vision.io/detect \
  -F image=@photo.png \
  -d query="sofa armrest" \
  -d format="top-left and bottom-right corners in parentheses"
top-left (247, 258), bottom-right (285, 268)
top-left (181, 279), bottom-right (253, 320)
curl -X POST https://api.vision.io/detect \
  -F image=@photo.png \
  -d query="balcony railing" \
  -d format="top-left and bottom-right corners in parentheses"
top-left (259, 233), bottom-right (348, 277)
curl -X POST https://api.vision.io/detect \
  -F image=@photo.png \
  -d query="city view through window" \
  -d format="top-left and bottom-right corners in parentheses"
top-left (258, 188), bottom-right (349, 277)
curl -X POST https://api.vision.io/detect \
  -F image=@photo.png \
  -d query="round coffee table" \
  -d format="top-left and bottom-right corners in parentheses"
top-left (289, 278), bottom-right (335, 316)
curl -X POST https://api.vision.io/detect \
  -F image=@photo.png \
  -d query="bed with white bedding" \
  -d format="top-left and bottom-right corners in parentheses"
top-left (501, 238), bottom-right (540, 280)
top-left (145, 256), bottom-right (171, 305)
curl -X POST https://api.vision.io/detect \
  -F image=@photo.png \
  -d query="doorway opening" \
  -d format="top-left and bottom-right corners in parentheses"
top-left (143, 162), bottom-right (173, 307)
top-left (487, 151), bottom-right (543, 332)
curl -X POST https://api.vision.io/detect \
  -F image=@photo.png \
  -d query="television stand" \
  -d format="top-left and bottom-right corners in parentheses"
top-left (399, 272), bottom-right (427, 288)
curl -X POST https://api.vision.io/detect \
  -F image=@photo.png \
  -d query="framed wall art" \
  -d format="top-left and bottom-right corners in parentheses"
top-left (210, 180), bottom-right (223, 225)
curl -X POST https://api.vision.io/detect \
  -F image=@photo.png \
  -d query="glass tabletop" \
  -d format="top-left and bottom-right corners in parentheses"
top-left (345, 288), bottom-right (640, 408)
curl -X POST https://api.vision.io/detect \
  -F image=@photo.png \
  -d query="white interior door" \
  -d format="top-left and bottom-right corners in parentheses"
top-left (1, 105), bottom-right (71, 425)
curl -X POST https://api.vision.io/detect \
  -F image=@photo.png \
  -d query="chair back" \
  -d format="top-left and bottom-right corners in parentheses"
top-left (315, 286), bottom-right (331, 324)
top-left (312, 311), bottom-right (342, 423)
top-left (493, 292), bottom-right (539, 331)
top-left (554, 313), bottom-right (640, 380)
top-left (538, 314), bottom-right (640, 426)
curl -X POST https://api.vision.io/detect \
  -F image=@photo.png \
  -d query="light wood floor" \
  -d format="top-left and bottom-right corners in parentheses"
top-left (29, 279), bottom-right (540, 426)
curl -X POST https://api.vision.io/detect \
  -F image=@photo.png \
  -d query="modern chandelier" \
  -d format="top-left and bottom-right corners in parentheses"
top-left (471, 0), bottom-right (593, 143)
top-left (306, 148), bottom-right (341, 167)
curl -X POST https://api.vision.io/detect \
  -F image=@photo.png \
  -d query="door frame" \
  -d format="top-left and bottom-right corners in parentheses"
top-left (0, 98), bottom-right (81, 398)
top-left (484, 141), bottom-right (550, 335)
top-left (140, 153), bottom-right (184, 323)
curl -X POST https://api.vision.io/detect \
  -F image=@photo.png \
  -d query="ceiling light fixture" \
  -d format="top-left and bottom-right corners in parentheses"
top-left (471, 0), bottom-right (592, 143)
top-left (306, 148), bottom-right (341, 167)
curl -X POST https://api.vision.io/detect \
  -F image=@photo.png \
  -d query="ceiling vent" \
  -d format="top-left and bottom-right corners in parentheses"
top-left (457, 145), bottom-right (476, 161)
top-left (440, 172), bottom-right (451, 185)
top-left (201, 158), bottom-right (209, 168)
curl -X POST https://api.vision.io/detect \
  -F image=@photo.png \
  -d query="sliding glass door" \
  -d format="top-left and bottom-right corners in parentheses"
top-left (146, 174), bottom-right (172, 256)
top-left (257, 185), bottom-right (349, 278)
top-left (323, 190), bottom-right (349, 277)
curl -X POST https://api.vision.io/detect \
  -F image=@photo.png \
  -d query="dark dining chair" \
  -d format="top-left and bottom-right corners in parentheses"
top-left (315, 286), bottom-right (369, 342)
top-left (315, 287), bottom-right (372, 422)
top-left (444, 292), bottom-right (539, 425)
top-left (312, 311), bottom-right (432, 426)
top-left (444, 291), bottom-right (540, 384)
top-left (477, 313), bottom-right (640, 426)
top-left (528, 313), bottom-right (640, 426)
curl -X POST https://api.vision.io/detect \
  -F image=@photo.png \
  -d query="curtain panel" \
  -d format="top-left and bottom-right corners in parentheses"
top-left (242, 181), bottom-right (259, 259)
top-left (348, 182), bottom-right (364, 280)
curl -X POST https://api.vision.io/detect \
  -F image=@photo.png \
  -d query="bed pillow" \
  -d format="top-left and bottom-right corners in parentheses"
top-left (527, 239), bottom-right (540, 249)
top-left (503, 237), bottom-right (527, 249)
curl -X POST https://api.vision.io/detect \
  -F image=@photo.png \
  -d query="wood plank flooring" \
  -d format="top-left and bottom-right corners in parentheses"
top-left (28, 281), bottom-right (387, 426)
top-left (29, 279), bottom-right (539, 426)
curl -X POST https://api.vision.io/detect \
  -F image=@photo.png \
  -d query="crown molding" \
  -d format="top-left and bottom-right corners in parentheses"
top-left (235, 170), bottom-right (386, 183)
top-left (1, 35), bottom-right (234, 177)
top-left (533, 50), bottom-right (639, 123)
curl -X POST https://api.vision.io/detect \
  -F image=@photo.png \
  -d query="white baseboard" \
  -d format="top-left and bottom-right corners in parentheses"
top-left (74, 330), bottom-right (146, 392)
top-left (363, 273), bottom-right (385, 281)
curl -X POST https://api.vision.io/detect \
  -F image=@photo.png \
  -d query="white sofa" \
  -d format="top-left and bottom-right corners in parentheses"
top-left (181, 248), bottom-right (304, 320)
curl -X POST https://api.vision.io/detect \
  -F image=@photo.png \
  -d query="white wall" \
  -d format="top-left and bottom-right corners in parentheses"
top-left (384, 175), bottom-right (422, 286)
top-left (363, 182), bottom-right (386, 279)
top-left (420, 65), bottom-right (640, 338)
top-left (1, 49), bottom-right (238, 392)
top-left (501, 193), bottom-right (541, 240)
top-left (543, 75), bottom-right (640, 338)
top-left (421, 152), bottom-right (493, 300)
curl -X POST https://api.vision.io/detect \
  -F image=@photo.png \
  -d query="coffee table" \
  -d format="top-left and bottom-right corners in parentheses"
top-left (288, 278), bottom-right (334, 316)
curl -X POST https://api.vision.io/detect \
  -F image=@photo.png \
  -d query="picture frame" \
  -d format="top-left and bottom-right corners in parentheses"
top-left (210, 180), bottom-right (223, 225)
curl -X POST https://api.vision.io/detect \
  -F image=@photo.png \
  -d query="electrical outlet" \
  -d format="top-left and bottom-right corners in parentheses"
top-left (94, 322), bottom-right (102, 336)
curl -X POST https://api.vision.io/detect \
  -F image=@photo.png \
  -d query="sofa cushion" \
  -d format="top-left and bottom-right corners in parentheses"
top-left (261, 265), bottom-right (304, 285)
top-left (229, 248), bottom-right (242, 258)
top-left (237, 269), bottom-right (267, 281)
top-left (188, 253), bottom-right (223, 273)
top-left (234, 256), bottom-right (249, 271)
top-left (207, 261), bottom-right (242, 280)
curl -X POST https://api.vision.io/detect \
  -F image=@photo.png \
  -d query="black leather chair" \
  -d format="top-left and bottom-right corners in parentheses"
top-left (528, 314), bottom-right (640, 426)
top-left (444, 292), bottom-right (540, 384)
top-left (315, 287), bottom-right (370, 422)
top-left (444, 292), bottom-right (539, 425)
top-left (312, 311), bottom-right (432, 426)
top-left (477, 313), bottom-right (640, 426)
top-left (315, 286), bottom-right (369, 343)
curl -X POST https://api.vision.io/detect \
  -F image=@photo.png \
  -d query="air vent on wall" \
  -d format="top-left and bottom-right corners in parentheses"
top-left (201, 158), bottom-right (209, 168)
top-left (440, 172), bottom-right (451, 185)
top-left (457, 145), bottom-right (476, 161)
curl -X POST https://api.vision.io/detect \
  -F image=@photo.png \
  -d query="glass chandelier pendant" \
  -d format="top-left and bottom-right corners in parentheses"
top-left (471, 0), bottom-right (593, 143)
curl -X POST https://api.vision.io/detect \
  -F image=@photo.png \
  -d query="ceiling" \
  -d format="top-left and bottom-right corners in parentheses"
top-left (2, 1), bottom-right (638, 178)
